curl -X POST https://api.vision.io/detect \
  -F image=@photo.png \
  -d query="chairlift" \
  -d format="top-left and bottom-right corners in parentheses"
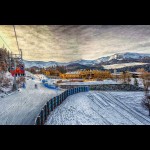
top-left (9, 25), bottom-right (25, 77)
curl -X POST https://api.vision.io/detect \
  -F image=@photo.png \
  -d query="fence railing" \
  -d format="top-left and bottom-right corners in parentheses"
top-left (34, 86), bottom-right (90, 125)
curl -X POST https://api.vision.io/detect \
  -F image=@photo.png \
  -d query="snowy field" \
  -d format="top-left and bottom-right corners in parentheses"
top-left (0, 72), bottom-right (64, 125)
top-left (46, 91), bottom-right (150, 125)
top-left (58, 78), bottom-right (145, 88)
top-left (58, 80), bottom-right (120, 85)
top-left (103, 62), bottom-right (148, 69)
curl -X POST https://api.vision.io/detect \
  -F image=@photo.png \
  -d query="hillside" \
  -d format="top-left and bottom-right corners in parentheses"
top-left (24, 52), bottom-right (150, 68)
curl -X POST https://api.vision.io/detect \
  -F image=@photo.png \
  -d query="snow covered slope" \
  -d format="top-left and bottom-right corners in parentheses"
top-left (109, 52), bottom-right (150, 60)
top-left (0, 71), bottom-right (64, 125)
top-left (58, 79), bottom-right (120, 85)
top-left (103, 62), bottom-right (148, 69)
top-left (46, 91), bottom-right (150, 125)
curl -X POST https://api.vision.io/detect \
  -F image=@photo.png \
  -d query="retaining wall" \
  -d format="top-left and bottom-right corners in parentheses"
top-left (59, 84), bottom-right (144, 91)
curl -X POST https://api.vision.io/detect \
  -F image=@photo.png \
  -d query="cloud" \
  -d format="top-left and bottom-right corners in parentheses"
top-left (0, 25), bottom-right (150, 62)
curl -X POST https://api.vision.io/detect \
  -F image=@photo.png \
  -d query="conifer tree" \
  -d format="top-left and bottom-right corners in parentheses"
top-left (134, 78), bottom-right (139, 87)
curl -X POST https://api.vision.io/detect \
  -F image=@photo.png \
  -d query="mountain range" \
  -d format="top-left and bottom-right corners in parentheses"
top-left (24, 52), bottom-right (150, 69)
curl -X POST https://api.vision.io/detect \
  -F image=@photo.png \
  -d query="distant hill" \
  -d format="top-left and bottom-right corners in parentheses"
top-left (24, 52), bottom-right (150, 71)
top-left (109, 64), bottom-right (150, 73)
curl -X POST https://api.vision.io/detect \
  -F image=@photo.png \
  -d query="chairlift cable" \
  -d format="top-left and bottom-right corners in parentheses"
top-left (0, 35), bottom-right (12, 52)
top-left (13, 25), bottom-right (20, 56)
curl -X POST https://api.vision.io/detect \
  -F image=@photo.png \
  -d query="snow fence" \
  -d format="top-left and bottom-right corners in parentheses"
top-left (34, 86), bottom-right (90, 125)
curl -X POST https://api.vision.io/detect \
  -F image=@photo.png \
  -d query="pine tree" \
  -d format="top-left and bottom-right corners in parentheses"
top-left (134, 78), bottom-right (139, 87)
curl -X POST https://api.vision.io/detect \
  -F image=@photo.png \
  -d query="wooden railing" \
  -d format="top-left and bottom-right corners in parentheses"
top-left (34, 86), bottom-right (90, 125)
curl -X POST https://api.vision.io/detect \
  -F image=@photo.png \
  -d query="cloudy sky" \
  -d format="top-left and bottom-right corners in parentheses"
top-left (0, 25), bottom-right (150, 62)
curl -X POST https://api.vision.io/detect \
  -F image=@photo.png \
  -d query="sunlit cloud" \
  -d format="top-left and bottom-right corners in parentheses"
top-left (0, 25), bottom-right (150, 62)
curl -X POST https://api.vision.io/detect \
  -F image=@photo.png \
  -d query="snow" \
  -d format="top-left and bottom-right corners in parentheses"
top-left (58, 79), bottom-right (120, 85)
top-left (0, 71), bottom-right (64, 125)
top-left (0, 72), bottom-right (13, 94)
top-left (46, 91), bottom-right (150, 125)
top-left (130, 78), bottom-right (144, 88)
top-left (103, 63), bottom-right (148, 69)
top-left (109, 92), bottom-right (149, 118)
top-left (108, 52), bottom-right (150, 60)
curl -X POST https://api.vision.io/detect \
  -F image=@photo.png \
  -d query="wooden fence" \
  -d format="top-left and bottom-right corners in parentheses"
top-left (34, 86), bottom-right (90, 125)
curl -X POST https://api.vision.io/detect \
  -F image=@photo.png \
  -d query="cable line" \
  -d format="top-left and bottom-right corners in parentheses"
top-left (0, 35), bottom-right (12, 52)
top-left (13, 25), bottom-right (20, 55)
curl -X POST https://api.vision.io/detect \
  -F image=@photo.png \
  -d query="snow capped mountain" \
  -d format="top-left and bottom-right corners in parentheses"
top-left (94, 56), bottom-right (110, 64)
top-left (68, 59), bottom-right (94, 65)
top-left (24, 52), bottom-right (150, 68)
top-left (23, 60), bottom-right (67, 68)
top-left (108, 52), bottom-right (150, 60)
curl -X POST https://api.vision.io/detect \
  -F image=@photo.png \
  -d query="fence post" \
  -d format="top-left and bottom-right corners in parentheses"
top-left (62, 92), bottom-right (64, 102)
top-left (62, 92), bottom-right (64, 101)
top-left (79, 87), bottom-right (81, 92)
top-left (65, 90), bottom-right (67, 99)
top-left (60, 93), bottom-right (62, 103)
top-left (55, 96), bottom-right (58, 106)
top-left (36, 116), bottom-right (41, 125)
top-left (87, 86), bottom-right (90, 92)
top-left (85, 86), bottom-right (87, 92)
top-left (47, 101), bottom-right (50, 115)
top-left (73, 88), bottom-right (75, 94)
top-left (77, 87), bottom-right (79, 93)
top-left (66, 90), bottom-right (68, 98)
top-left (44, 105), bottom-right (47, 121)
top-left (54, 97), bottom-right (56, 108)
top-left (57, 96), bottom-right (60, 105)
top-left (56, 96), bottom-right (59, 105)
top-left (83, 86), bottom-right (85, 92)
top-left (59, 93), bottom-right (62, 104)
top-left (40, 109), bottom-right (44, 125)
top-left (51, 98), bottom-right (54, 111)
top-left (43, 107), bottom-right (46, 123)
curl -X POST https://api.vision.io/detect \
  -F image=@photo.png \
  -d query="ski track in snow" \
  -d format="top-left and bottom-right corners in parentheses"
top-left (46, 91), bottom-right (150, 125)
top-left (0, 72), bottom-right (64, 125)
top-left (1, 71), bottom-right (149, 125)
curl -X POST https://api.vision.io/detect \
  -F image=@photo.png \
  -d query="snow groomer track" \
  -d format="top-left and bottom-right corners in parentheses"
top-left (46, 91), bottom-right (150, 125)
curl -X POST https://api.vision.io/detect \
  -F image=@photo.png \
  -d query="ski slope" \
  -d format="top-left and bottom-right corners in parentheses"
top-left (0, 72), bottom-right (64, 125)
top-left (46, 91), bottom-right (150, 125)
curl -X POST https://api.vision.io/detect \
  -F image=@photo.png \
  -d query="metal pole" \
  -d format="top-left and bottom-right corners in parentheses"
top-left (13, 58), bottom-right (17, 91)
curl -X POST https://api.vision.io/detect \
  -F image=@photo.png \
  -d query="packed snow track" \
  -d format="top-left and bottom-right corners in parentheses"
top-left (46, 91), bottom-right (150, 125)
top-left (0, 72), bottom-right (64, 125)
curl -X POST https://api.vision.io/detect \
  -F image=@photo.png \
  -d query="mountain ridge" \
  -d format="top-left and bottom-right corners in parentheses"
top-left (24, 52), bottom-right (150, 68)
